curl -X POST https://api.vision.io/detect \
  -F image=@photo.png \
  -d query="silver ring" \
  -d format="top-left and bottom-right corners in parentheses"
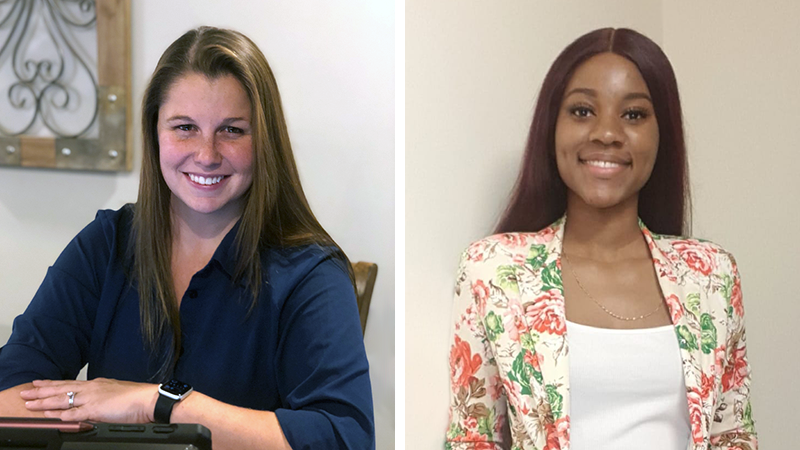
top-left (67, 391), bottom-right (75, 408)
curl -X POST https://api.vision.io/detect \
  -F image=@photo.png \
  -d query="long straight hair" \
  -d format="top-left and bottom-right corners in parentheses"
top-left (495, 28), bottom-right (691, 236)
top-left (133, 27), bottom-right (353, 378)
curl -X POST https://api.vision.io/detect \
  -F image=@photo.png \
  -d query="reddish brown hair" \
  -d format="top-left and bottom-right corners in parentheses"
top-left (495, 28), bottom-right (691, 236)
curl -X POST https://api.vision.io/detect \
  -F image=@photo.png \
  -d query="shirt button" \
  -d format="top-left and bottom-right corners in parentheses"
top-left (187, 289), bottom-right (198, 299)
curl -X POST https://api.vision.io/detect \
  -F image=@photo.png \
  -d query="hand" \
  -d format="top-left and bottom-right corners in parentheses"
top-left (20, 378), bottom-right (159, 423)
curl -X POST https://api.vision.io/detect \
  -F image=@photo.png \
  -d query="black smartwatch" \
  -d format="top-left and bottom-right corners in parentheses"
top-left (154, 379), bottom-right (193, 424)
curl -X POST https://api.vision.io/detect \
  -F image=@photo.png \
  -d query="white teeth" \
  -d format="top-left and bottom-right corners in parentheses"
top-left (585, 160), bottom-right (623, 168)
top-left (188, 174), bottom-right (223, 185)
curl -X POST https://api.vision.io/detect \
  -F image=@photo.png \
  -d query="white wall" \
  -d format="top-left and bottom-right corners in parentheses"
top-left (0, 1), bottom-right (395, 448)
top-left (406, 0), bottom-right (798, 447)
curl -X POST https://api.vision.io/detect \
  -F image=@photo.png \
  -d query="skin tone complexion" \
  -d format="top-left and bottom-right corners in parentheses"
top-left (556, 52), bottom-right (672, 330)
top-left (157, 73), bottom-right (254, 227)
top-left (555, 52), bottom-right (659, 212)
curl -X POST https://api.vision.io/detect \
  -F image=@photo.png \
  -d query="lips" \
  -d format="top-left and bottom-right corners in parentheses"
top-left (578, 155), bottom-right (630, 177)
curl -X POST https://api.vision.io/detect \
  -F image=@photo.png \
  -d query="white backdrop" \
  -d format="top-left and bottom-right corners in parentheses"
top-left (0, 1), bottom-right (395, 448)
top-left (407, 0), bottom-right (799, 448)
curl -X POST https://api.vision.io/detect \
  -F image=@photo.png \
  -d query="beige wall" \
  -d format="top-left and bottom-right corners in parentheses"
top-left (0, 1), bottom-right (395, 448)
top-left (407, 0), bottom-right (798, 447)
top-left (662, 1), bottom-right (800, 446)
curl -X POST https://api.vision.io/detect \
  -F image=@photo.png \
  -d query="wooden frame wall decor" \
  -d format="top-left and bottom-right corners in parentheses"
top-left (0, 0), bottom-right (131, 172)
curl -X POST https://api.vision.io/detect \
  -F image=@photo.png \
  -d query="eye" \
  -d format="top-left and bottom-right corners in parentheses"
top-left (174, 124), bottom-right (196, 132)
top-left (622, 108), bottom-right (649, 121)
top-left (568, 105), bottom-right (594, 118)
top-left (222, 126), bottom-right (244, 134)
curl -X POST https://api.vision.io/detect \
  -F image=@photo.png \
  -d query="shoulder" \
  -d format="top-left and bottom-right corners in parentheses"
top-left (44, 205), bottom-right (134, 292)
top-left (649, 232), bottom-right (739, 278)
top-left (461, 223), bottom-right (560, 265)
top-left (263, 244), bottom-right (351, 292)
top-left (456, 223), bottom-right (561, 285)
top-left (76, 204), bottom-right (133, 241)
top-left (58, 204), bottom-right (133, 262)
top-left (93, 204), bottom-right (134, 235)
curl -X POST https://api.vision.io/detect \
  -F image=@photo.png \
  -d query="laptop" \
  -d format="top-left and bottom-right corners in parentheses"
top-left (0, 418), bottom-right (212, 449)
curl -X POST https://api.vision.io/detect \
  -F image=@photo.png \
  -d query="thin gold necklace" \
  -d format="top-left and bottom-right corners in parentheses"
top-left (561, 251), bottom-right (663, 322)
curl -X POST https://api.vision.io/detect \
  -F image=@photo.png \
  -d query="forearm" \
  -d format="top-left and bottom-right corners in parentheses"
top-left (171, 391), bottom-right (291, 450)
top-left (0, 383), bottom-right (46, 417)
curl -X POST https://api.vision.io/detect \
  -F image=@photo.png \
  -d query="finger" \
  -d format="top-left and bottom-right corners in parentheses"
top-left (32, 379), bottom-right (73, 388)
top-left (20, 386), bottom-right (72, 400)
top-left (58, 406), bottom-right (90, 422)
top-left (22, 380), bottom-right (91, 400)
top-left (24, 396), bottom-right (67, 411)
top-left (27, 389), bottom-right (83, 411)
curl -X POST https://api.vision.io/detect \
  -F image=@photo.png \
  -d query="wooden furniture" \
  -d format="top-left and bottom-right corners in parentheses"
top-left (351, 262), bottom-right (378, 335)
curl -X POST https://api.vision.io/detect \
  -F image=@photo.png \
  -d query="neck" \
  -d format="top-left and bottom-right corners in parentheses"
top-left (170, 198), bottom-right (243, 254)
top-left (563, 195), bottom-right (646, 262)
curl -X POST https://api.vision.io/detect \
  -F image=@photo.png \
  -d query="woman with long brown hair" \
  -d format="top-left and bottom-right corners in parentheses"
top-left (0, 27), bottom-right (373, 449)
top-left (446, 28), bottom-right (756, 449)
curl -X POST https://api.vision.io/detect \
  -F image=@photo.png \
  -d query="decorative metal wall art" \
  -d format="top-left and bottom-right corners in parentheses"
top-left (0, 0), bottom-right (131, 172)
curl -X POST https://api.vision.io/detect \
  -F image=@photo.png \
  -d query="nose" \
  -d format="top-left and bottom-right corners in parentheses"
top-left (589, 113), bottom-right (624, 147)
top-left (195, 135), bottom-right (222, 167)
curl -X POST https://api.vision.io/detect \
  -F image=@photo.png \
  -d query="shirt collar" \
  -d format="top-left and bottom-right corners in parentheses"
top-left (208, 219), bottom-right (242, 280)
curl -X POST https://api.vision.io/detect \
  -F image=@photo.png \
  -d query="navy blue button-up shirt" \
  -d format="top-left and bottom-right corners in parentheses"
top-left (0, 206), bottom-right (374, 449)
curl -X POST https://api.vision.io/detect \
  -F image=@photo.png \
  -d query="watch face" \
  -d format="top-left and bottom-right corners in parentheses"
top-left (160, 379), bottom-right (192, 397)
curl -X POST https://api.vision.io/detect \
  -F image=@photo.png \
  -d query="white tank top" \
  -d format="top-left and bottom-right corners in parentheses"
top-left (566, 320), bottom-right (691, 450)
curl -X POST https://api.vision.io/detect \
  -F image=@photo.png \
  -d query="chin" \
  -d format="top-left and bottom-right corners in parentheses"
top-left (576, 191), bottom-right (632, 211)
top-left (177, 198), bottom-right (226, 215)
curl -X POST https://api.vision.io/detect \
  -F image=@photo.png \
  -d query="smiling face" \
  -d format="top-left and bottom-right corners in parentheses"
top-left (555, 52), bottom-right (659, 213)
top-left (157, 73), bottom-right (254, 222)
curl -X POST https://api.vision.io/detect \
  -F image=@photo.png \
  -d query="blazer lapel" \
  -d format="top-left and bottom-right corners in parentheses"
top-left (642, 225), bottom-right (708, 446)
top-left (512, 218), bottom-right (570, 450)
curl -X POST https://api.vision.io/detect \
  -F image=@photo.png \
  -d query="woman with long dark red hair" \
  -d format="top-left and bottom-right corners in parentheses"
top-left (446, 28), bottom-right (756, 449)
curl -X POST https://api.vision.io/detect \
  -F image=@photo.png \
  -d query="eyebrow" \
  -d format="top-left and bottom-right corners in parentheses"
top-left (164, 115), bottom-right (250, 123)
top-left (564, 87), bottom-right (653, 103)
top-left (164, 115), bottom-right (194, 123)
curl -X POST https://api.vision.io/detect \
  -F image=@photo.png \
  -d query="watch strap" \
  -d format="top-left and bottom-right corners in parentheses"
top-left (154, 392), bottom-right (177, 424)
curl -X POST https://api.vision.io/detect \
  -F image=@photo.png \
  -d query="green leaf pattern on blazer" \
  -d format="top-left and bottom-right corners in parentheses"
top-left (446, 218), bottom-right (757, 450)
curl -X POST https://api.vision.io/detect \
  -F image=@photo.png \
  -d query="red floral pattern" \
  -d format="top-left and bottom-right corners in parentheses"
top-left (543, 423), bottom-right (560, 450)
top-left (472, 280), bottom-right (490, 318)
top-left (524, 289), bottom-right (566, 336)
top-left (466, 240), bottom-right (489, 262)
top-left (523, 349), bottom-right (542, 373)
top-left (701, 372), bottom-right (715, 402)
top-left (731, 279), bottom-right (744, 317)
top-left (500, 233), bottom-right (528, 248)
top-left (664, 293), bottom-right (684, 323)
top-left (672, 240), bottom-right (718, 276)
top-left (447, 219), bottom-right (756, 449)
top-left (503, 304), bottom-right (528, 342)
top-left (555, 417), bottom-right (570, 445)
top-left (713, 345), bottom-right (726, 376)
top-left (687, 387), bottom-right (705, 444)
top-left (722, 345), bottom-right (749, 391)
top-left (531, 225), bottom-right (557, 244)
top-left (450, 336), bottom-right (482, 389)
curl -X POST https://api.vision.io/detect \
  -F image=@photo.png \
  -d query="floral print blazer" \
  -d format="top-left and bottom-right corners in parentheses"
top-left (446, 218), bottom-right (757, 450)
